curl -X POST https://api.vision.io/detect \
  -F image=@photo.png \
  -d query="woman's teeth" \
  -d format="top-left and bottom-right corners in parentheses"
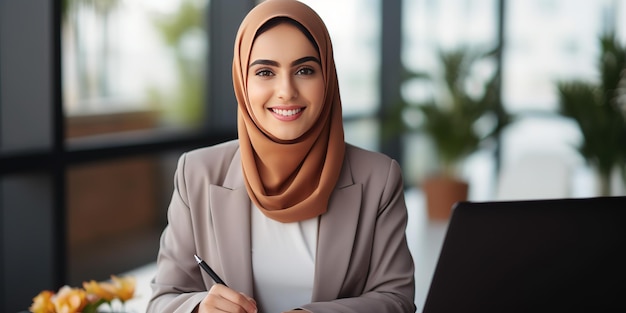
top-left (272, 108), bottom-right (302, 116)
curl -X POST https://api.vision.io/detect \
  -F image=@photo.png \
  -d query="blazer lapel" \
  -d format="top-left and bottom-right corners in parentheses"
top-left (312, 156), bottom-right (362, 301)
top-left (208, 150), bottom-right (255, 296)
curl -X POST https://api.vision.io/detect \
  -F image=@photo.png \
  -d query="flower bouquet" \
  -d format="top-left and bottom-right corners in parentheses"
top-left (29, 275), bottom-right (136, 313)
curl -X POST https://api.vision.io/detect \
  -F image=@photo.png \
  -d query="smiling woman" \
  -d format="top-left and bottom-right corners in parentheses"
top-left (146, 1), bottom-right (415, 313)
top-left (246, 19), bottom-right (325, 141)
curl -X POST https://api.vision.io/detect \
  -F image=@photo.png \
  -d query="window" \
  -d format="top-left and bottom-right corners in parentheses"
top-left (1, 1), bottom-right (234, 311)
top-left (503, 0), bottom-right (618, 112)
top-left (60, 0), bottom-right (213, 285)
top-left (401, 0), bottom-right (626, 199)
top-left (62, 0), bottom-right (209, 139)
top-left (499, 0), bottom-right (626, 197)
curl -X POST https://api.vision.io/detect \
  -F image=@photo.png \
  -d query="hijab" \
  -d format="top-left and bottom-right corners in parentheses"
top-left (233, 0), bottom-right (345, 223)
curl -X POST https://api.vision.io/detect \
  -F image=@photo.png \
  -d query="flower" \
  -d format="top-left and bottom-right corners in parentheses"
top-left (82, 280), bottom-right (116, 302)
top-left (29, 275), bottom-right (136, 313)
top-left (53, 286), bottom-right (88, 313)
top-left (30, 290), bottom-right (55, 313)
top-left (110, 275), bottom-right (136, 302)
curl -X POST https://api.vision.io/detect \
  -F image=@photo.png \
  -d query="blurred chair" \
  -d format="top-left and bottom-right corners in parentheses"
top-left (495, 154), bottom-right (571, 201)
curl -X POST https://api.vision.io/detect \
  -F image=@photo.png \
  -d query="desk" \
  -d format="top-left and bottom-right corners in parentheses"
top-left (404, 188), bottom-right (449, 311)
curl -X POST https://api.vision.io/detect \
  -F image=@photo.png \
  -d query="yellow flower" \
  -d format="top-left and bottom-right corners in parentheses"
top-left (30, 275), bottom-right (135, 313)
top-left (29, 290), bottom-right (55, 313)
top-left (52, 286), bottom-right (88, 313)
top-left (110, 275), bottom-right (136, 302)
top-left (82, 280), bottom-right (116, 302)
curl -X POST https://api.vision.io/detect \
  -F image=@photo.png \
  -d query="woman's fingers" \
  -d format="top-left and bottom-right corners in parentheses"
top-left (240, 292), bottom-right (257, 307)
top-left (198, 284), bottom-right (257, 313)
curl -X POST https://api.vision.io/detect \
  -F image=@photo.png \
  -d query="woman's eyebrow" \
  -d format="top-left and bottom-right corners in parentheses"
top-left (249, 59), bottom-right (279, 68)
top-left (249, 56), bottom-right (320, 68)
top-left (291, 56), bottom-right (320, 66)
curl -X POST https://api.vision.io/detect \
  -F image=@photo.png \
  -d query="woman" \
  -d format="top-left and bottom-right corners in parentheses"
top-left (147, 1), bottom-right (415, 312)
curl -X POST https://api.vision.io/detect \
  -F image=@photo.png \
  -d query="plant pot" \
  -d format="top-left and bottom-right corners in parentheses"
top-left (422, 176), bottom-right (469, 220)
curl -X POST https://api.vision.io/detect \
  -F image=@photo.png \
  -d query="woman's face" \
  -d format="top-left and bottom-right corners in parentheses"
top-left (247, 22), bottom-right (324, 141)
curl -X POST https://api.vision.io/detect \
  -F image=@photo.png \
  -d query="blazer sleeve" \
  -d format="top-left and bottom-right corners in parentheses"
top-left (146, 153), bottom-right (207, 313)
top-left (302, 158), bottom-right (416, 313)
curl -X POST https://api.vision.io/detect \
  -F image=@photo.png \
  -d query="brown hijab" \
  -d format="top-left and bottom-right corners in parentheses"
top-left (233, 0), bottom-right (345, 223)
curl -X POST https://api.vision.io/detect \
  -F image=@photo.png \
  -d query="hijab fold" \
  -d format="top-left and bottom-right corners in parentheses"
top-left (233, 0), bottom-right (345, 223)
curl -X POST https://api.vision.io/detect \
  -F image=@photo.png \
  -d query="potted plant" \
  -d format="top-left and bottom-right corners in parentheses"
top-left (556, 32), bottom-right (626, 196)
top-left (384, 47), bottom-right (510, 219)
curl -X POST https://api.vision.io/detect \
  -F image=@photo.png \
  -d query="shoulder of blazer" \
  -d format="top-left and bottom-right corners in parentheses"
top-left (345, 143), bottom-right (394, 165)
top-left (344, 143), bottom-right (398, 182)
top-left (178, 139), bottom-right (241, 188)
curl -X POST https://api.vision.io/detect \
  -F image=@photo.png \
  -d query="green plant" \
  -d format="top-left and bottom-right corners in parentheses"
top-left (384, 47), bottom-right (509, 178)
top-left (557, 32), bottom-right (626, 196)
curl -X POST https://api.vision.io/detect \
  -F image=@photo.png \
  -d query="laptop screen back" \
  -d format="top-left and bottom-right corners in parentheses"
top-left (422, 196), bottom-right (626, 313)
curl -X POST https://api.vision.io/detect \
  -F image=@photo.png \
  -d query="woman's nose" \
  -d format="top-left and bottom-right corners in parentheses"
top-left (277, 76), bottom-right (297, 101)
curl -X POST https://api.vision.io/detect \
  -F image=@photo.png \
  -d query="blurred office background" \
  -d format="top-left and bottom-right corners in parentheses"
top-left (1, 0), bottom-right (625, 312)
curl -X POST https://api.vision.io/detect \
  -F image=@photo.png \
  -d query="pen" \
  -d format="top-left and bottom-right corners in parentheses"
top-left (194, 254), bottom-right (228, 287)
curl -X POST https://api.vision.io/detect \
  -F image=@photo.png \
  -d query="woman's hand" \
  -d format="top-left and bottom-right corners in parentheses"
top-left (196, 284), bottom-right (257, 313)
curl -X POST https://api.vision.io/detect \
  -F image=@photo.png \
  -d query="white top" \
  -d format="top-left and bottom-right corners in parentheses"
top-left (251, 203), bottom-right (318, 312)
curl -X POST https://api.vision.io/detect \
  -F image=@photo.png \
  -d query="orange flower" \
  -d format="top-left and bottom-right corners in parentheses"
top-left (52, 286), bottom-right (88, 313)
top-left (110, 275), bottom-right (136, 302)
top-left (82, 280), bottom-right (116, 302)
top-left (30, 275), bottom-right (135, 313)
top-left (29, 290), bottom-right (55, 313)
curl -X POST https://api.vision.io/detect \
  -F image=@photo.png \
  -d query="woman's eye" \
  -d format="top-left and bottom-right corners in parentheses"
top-left (296, 67), bottom-right (315, 75)
top-left (255, 69), bottom-right (273, 77)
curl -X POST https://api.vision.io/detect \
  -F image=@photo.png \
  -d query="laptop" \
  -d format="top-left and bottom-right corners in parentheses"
top-left (421, 196), bottom-right (626, 313)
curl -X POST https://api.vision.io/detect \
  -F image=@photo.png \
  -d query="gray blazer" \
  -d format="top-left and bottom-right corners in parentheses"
top-left (147, 140), bottom-right (416, 313)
